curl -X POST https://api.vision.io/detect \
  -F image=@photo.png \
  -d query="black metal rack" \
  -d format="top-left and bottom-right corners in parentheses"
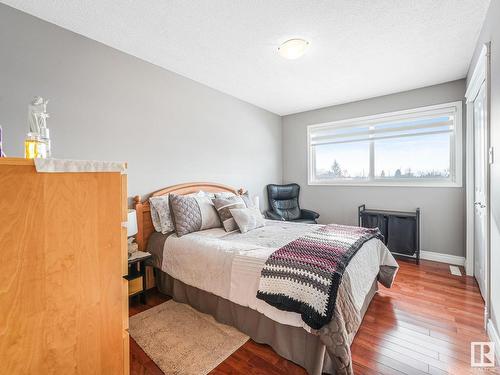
top-left (358, 204), bottom-right (421, 264)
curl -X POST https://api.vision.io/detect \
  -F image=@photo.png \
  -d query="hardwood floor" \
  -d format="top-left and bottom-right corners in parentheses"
top-left (130, 259), bottom-right (499, 374)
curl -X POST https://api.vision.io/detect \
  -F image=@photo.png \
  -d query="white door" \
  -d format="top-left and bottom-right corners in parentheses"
top-left (473, 82), bottom-right (488, 299)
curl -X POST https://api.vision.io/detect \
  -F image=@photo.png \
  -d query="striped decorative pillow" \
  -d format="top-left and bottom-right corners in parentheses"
top-left (212, 196), bottom-right (246, 232)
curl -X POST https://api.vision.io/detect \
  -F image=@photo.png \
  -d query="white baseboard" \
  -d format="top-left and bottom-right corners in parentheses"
top-left (487, 319), bottom-right (500, 363)
top-left (420, 251), bottom-right (465, 266)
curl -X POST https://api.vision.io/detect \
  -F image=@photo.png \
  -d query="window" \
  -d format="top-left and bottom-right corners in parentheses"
top-left (307, 101), bottom-right (462, 187)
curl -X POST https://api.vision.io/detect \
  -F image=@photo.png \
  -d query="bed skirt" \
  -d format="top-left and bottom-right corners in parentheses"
top-left (154, 270), bottom-right (378, 375)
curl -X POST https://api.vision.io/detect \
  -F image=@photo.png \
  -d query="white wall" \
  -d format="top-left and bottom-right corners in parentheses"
top-left (283, 80), bottom-right (466, 257)
top-left (0, 3), bottom-right (282, 205)
top-left (467, 0), bottom-right (500, 343)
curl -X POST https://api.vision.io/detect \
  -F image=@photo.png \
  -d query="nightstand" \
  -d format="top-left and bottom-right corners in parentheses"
top-left (126, 251), bottom-right (153, 304)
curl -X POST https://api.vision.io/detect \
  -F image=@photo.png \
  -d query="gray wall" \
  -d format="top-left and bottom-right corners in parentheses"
top-left (0, 3), bottom-right (282, 204)
top-left (468, 0), bottom-right (500, 340)
top-left (283, 80), bottom-right (466, 257)
top-left (0, 4), bottom-right (471, 259)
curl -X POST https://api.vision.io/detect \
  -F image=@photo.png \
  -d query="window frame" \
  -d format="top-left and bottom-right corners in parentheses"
top-left (307, 101), bottom-right (463, 188)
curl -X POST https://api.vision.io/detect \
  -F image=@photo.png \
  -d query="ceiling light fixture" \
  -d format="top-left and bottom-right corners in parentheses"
top-left (278, 38), bottom-right (309, 60)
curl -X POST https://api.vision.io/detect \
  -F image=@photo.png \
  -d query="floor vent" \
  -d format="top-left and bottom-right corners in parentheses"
top-left (449, 265), bottom-right (462, 276)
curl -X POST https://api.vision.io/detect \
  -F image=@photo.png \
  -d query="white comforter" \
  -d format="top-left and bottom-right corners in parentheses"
top-left (161, 220), bottom-right (397, 332)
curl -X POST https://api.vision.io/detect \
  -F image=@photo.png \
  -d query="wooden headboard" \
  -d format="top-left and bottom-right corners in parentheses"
top-left (133, 182), bottom-right (244, 251)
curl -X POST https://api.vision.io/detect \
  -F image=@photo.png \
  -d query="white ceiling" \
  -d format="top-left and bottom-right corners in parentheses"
top-left (2, 0), bottom-right (490, 115)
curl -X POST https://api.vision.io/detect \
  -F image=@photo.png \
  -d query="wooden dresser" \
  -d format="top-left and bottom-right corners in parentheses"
top-left (0, 158), bottom-right (129, 374)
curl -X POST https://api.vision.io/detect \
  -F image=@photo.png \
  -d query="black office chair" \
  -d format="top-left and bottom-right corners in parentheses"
top-left (265, 183), bottom-right (319, 224)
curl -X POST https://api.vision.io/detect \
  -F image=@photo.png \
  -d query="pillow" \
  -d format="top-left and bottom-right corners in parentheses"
top-left (150, 191), bottom-right (211, 234)
top-left (198, 190), bottom-right (216, 199)
top-left (212, 196), bottom-right (246, 232)
top-left (214, 191), bottom-right (236, 199)
top-left (149, 202), bottom-right (162, 232)
top-left (149, 195), bottom-right (175, 234)
top-left (169, 193), bottom-right (221, 237)
top-left (230, 208), bottom-right (265, 233)
top-left (240, 191), bottom-right (259, 210)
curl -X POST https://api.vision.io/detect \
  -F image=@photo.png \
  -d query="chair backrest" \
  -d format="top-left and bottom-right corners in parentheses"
top-left (267, 183), bottom-right (301, 220)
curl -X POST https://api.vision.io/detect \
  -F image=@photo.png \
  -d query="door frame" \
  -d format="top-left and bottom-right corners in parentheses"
top-left (465, 43), bottom-right (491, 322)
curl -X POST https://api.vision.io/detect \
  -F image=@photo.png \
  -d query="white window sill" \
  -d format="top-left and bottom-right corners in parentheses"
top-left (308, 180), bottom-right (463, 188)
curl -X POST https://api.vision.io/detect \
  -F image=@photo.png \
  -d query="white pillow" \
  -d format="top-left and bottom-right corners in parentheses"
top-left (252, 196), bottom-right (260, 211)
top-left (241, 191), bottom-right (260, 211)
top-left (195, 195), bottom-right (221, 230)
top-left (198, 190), bottom-right (216, 199)
top-left (229, 208), bottom-right (265, 233)
top-left (149, 195), bottom-right (175, 234)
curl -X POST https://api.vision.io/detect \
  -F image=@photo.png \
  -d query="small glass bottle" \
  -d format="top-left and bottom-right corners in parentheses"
top-left (24, 132), bottom-right (47, 159)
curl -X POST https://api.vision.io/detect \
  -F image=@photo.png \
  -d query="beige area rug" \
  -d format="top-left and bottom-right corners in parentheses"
top-left (129, 300), bottom-right (249, 375)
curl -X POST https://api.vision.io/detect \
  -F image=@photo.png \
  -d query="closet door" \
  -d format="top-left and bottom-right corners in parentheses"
top-left (473, 82), bottom-right (488, 299)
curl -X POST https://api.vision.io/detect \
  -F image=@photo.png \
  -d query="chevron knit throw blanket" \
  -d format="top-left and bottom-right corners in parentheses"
top-left (256, 224), bottom-right (383, 329)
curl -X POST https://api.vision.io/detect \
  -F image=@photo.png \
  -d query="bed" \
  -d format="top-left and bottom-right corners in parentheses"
top-left (134, 182), bottom-right (398, 375)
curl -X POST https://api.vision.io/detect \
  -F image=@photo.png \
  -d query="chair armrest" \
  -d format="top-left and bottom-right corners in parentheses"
top-left (265, 210), bottom-right (284, 221)
top-left (300, 209), bottom-right (320, 220)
